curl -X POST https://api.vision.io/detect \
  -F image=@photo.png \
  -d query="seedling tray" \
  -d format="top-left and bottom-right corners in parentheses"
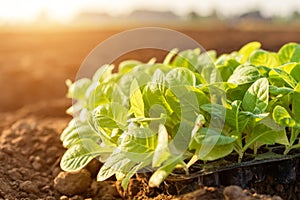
top-left (167, 147), bottom-right (300, 188)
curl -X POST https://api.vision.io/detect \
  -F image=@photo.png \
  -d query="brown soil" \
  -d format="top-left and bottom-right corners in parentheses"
top-left (1, 27), bottom-right (300, 199)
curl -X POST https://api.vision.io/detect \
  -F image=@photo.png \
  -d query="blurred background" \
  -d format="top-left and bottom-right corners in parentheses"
top-left (1, 0), bottom-right (300, 112)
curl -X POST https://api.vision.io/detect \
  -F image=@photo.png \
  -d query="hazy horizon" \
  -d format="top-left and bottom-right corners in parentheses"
top-left (0, 0), bottom-right (300, 25)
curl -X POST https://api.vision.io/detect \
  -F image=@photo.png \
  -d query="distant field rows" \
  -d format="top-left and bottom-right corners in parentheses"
top-left (1, 28), bottom-right (300, 112)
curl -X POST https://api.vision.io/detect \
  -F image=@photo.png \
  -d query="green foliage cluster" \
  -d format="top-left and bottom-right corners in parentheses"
top-left (60, 42), bottom-right (300, 188)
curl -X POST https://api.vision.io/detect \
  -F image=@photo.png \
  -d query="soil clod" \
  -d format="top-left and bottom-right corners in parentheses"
top-left (223, 185), bottom-right (247, 200)
top-left (54, 169), bottom-right (92, 196)
top-left (19, 180), bottom-right (39, 194)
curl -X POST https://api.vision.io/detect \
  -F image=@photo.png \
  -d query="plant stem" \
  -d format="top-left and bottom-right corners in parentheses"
top-left (238, 152), bottom-right (243, 163)
top-left (253, 142), bottom-right (258, 155)
top-left (284, 146), bottom-right (291, 155)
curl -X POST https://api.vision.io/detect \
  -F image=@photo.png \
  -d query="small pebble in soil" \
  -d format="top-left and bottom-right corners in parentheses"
top-left (45, 197), bottom-right (56, 200)
top-left (32, 159), bottom-right (43, 171)
top-left (19, 180), bottom-right (39, 194)
top-left (206, 186), bottom-right (216, 192)
top-left (70, 195), bottom-right (84, 200)
top-left (223, 185), bottom-right (247, 200)
top-left (54, 169), bottom-right (92, 196)
top-left (60, 195), bottom-right (69, 200)
top-left (41, 185), bottom-right (51, 192)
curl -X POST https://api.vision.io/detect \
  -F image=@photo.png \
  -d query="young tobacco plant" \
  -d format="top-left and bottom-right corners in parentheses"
top-left (60, 42), bottom-right (300, 189)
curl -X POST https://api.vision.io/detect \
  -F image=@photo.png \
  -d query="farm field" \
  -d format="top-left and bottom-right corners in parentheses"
top-left (1, 26), bottom-right (300, 199)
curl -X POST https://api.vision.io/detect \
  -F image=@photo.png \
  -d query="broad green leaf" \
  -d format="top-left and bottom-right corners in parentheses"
top-left (198, 51), bottom-right (217, 80)
top-left (269, 68), bottom-right (297, 88)
top-left (293, 83), bottom-right (300, 121)
top-left (171, 48), bottom-right (200, 71)
top-left (269, 85), bottom-right (293, 96)
top-left (62, 125), bottom-right (100, 148)
top-left (118, 60), bottom-right (141, 74)
top-left (215, 54), bottom-right (228, 65)
top-left (216, 51), bottom-right (240, 64)
top-left (252, 124), bottom-right (288, 146)
top-left (199, 143), bottom-right (234, 161)
top-left (165, 88), bottom-right (181, 121)
top-left (111, 102), bottom-right (128, 129)
top-left (152, 124), bottom-right (171, 167)
top-left (166, 68), bottom-right (196, 87)
top-left (143, 82), bottom-right (173, 116)
top-left (190, 128), bottom-right (235, 161)
top-left (92, 64), bottom-right (114, 82)
top-left (278, 43), bottom-right (300, 64)
top-left (129, 79), bottom-right (145, 118)
top-left (152, 69), bottom-right (166, 87)
top-left (201, 103), bottom-right (226, 120)
top-left (240, 111), bottom-right (269, 120)
top-left (120, 126), bottom-right (157, 162)
top-left (201, 63), bottom-right (222, 84)
top-left (188, 140), bottom-right (234, 165)
top-left (275, 129), bottom-right (290, 145)
top-left (217, 59), bottom-right (240, 81)
top-left (249, 49), bottom-right (278, 68)
top-left (111, 84), bottom-right (129, 107)
top-left (97, 151), bottom-right (136, 181)
top-left (273, 105), bottom-right (298, 127)
top-left (228, 65), bottom-right (260, 85)
top-left (244, 129), bottom-right (283, 151)
top-left (87, 82), bottom-right (114, 109)
top-left (66, 78), bottom-right (92, 101)
top-left (226, 100), bottom-right (249, 133)
top-left (260, 115), bottom-right (285, 131)
top-left (118, 70), bottom-right (151, 97)
top-left (242, 78), bottom-right (269, 113)
top-left (226, 83), bottom-right (252, 102)
top-left (169, 85), bottom-right (208, 123)
top-left (89, 105), bottom-right (122, 146)
top-left (199, 50), bottom-right (216, 65)
top-left (290, 128), bottom-right (300, 147)
top-left (92, 104), bottom-right (119, 129)
top-left (61, 139), bottom-right (113, 171)
top-left (278, 62), bottom-right (300, 82)
top-left (193, 128), bottom-right (236, 145)
top-left (61, 118), bottom-right (79, 141)
top-left (238, 41), bottom-right (261, 63)
top-left (143, 63), bottom-right (172, 75)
